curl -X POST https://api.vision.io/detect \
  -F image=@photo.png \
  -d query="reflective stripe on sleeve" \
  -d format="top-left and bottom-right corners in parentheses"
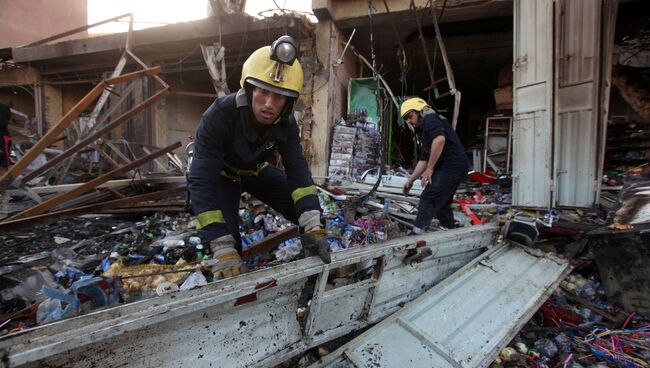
top-left (196, 210), bottom-right (226, 229)
top-left (291, 185), bottom-right (317, 203)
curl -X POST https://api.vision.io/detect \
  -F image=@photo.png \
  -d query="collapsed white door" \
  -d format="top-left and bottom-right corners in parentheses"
top-left (554, 0), bottom-right (618, 207)
top-left (512, 0), bottom-right (554, 208)
top-left (513, 0), bottom-right (618, 208)
top-left (313, 243), bottom-right (571, 368)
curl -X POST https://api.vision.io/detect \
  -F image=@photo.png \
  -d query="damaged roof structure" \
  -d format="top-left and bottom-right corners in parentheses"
top-left (1, 0), bottom-right (649, 367)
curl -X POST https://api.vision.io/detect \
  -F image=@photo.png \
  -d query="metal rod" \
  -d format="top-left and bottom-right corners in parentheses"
top-left (5, 142), bottom-right (182, 220)
top-left (410, 0), bottom-right (436, 91)
top-left (19, 13), bottom-right (133, 47)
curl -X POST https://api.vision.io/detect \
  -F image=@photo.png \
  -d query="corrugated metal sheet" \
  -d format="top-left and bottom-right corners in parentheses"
top-left (554, 0), bottom-right (602, 207)
top-left (512, 0), bottom-right (554, 208)
top-left (314, 243), bottom-right (571, 368)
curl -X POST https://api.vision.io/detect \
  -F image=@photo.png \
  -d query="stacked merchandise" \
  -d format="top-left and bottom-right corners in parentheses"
top-left (327, 121), bottom-right (356, 184)
top-left (352, 121), bottom-right (381, 179)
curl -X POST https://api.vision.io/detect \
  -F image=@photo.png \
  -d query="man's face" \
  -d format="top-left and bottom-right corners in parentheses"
top-left (250, 86), bottom-right (287, 125)
top-left (404, 110), bottom-right (421, 128)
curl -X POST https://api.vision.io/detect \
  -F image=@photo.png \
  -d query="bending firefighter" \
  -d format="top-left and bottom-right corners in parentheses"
top-left (188, 36), bottom-right (330, 279)
top-left (401, 98), bottom-right (469, 233)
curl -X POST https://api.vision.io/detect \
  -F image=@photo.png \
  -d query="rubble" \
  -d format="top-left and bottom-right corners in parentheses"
top-left (0, 3), bottom-right (648, 366)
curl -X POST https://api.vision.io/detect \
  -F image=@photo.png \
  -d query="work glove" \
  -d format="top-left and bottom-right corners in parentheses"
top-left (300, 228), bottom-right (331, 264)
top-left (209, 235), bottom-right (242, 279)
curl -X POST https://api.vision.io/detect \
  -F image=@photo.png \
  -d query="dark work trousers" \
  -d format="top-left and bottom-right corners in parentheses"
top-left (414, 170), bottom-right (465, 229)
top-left (213, 165), bottom-right (299, 253)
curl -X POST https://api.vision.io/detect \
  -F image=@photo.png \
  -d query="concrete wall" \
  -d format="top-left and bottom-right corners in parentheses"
top-left (0, 0), bottom-right (87, 48)
top-left (157, 93), bottom-right (212, 159)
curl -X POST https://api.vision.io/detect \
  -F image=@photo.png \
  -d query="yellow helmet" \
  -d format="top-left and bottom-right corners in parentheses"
top-left (400, 97), bottom-right (430, 119)
top-left (240, 37), bottom-right (303, 98)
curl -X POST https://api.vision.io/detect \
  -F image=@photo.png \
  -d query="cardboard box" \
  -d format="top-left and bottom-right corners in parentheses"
top-left (494, 86), bottom-right (513, 110)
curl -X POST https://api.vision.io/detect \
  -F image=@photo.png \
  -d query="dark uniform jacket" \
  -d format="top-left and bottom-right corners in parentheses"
top-left (188, 89), bottom-right (320, 235)
top-left (417, 111), bottom-right (470, 175)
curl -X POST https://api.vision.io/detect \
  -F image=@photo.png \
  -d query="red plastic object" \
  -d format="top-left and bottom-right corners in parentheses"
top-left (540, 300), bottom-right (583, 326)
top-left (469, 171), bottom-right (496, 185)
top-left (456, 198), bottom-right (486, 225)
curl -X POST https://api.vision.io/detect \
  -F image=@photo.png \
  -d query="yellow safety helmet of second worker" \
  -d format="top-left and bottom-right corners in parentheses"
top-left (400, 97), bottom-right (430, 120)
top-left (240, 36), bottom-right (304, 98)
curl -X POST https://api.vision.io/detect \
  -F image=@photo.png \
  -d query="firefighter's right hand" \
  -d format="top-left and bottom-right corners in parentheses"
top-left (300, 228), bottom-right (331, 264)
top-left (403, 179), bottom-right (413, 195)
top-left (209, 235), bottom-right (242, 279)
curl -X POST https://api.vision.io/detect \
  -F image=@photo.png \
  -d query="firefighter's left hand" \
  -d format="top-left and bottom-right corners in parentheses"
top-left (421, 167), bottom-right (434, 188)
top-left (300, 227), bottom-right (331, 264)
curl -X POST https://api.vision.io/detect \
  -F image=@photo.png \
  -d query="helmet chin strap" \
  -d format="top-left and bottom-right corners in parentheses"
top-left (278, 98), bottom-right (296, 123)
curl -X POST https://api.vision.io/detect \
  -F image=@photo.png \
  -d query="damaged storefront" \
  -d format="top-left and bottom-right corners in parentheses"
top-left (1, 0), bottom-right (649, 367)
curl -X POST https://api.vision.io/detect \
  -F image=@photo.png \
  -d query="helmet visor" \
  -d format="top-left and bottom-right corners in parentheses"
top-left (246, 78), bottom-right (299, 98)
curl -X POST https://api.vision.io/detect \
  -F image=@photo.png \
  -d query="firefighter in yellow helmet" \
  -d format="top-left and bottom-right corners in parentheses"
top-left (189, 36), bottom-right (330, 280)
top-left (400, 98), bottom-right (469, 233)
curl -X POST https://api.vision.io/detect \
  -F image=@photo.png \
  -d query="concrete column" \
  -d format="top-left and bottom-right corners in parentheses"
top-left (43, 83), bottom-right (63, 147)
top-left (309, 20), bottom-right (358, 177)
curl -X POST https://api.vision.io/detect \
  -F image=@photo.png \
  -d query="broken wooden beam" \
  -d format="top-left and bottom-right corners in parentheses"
top-left (16, 176), bottom-right (186, 195)
top-left (4, 141), bottom-right (181, 221)
top-left (22, 87), bottom-right (170, 182)
top-left (242, 225), bottom-right (299, 260)
top-left (0, 85), bottom-right (104, 189)
top-left (0, 66), bottom-right (163, 190)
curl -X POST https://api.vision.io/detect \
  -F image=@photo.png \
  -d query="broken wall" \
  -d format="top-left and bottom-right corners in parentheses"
top-left (160, 94), bottom-right (211, 158)
top-left (310, 20), bottom-right (358, 177)
top-left (0, 67), bottom-right (40, 130)
top-left (0, 0), bottom-right (88, 49)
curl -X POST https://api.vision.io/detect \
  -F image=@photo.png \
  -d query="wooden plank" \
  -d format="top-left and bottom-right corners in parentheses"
top-left (173, 90), bottom-right (218, 98)
top-left (22, 176), bottom-right (186, 195)
top-left (103, 66), bottom-right (162, 85)
top-left (4, 142), bottom-right (182, 221)
top-left (98, 207), bottom-right (185, 214)
top-left (126, 50), bottom-right (169, 89)
top-left (242, 225), bottom-right (299, 260)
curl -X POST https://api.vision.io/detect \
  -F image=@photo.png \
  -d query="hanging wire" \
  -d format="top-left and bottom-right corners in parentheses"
top-left (350, 0), bottom-right (385, 206)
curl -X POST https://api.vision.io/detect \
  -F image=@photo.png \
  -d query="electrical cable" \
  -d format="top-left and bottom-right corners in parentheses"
top-left (347, 0), bottom-right (385, 209)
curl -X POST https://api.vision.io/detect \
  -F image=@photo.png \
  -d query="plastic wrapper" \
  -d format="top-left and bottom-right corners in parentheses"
top-left (180, 270), bottom-right (208, 290)
top-left (318, 192), bottom-right (340, 218)
top-left (275, 238), bottom-right (302, 262)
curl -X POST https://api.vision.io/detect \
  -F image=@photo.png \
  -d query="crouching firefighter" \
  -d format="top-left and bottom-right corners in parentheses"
top-left (188, 36), bottom-right (331, 279)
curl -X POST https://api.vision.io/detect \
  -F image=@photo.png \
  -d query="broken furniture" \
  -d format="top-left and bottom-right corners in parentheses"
top-left (483, 116), bottom-right (513, 174)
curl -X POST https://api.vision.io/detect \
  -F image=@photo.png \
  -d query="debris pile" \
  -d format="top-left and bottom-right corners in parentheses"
top-left (493, 270), bottom-right (650, 368)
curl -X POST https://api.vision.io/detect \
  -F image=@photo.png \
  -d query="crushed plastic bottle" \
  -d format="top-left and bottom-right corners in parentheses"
top-left (533, 338), bottom-right (558, 358)
top-left (553, 333), bottom-right (572, 352)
